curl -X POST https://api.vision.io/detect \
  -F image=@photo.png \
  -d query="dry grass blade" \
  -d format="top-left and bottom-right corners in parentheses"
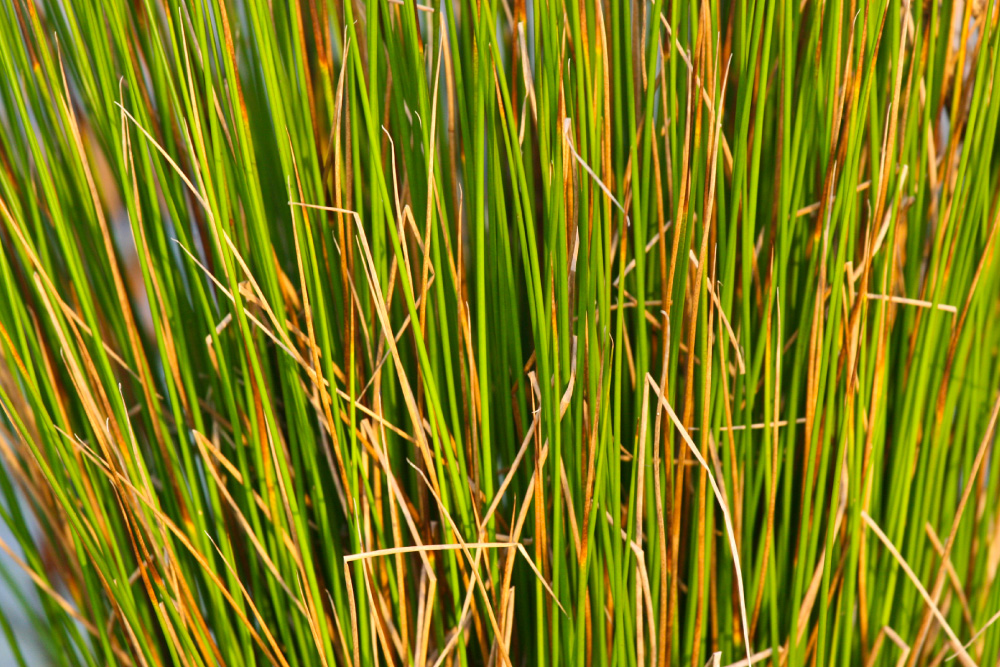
top-left (647, 374), bottom-right (753, 667)
top-left (861, 512), bottom-right (977, 667)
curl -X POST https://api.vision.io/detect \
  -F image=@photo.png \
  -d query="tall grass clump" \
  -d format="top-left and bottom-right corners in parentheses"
top-left (1, 0), bottom-right (999, 665)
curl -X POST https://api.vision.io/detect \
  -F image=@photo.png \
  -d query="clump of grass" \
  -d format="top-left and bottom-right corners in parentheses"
top-left (1, 0), bottom-right (999, 665)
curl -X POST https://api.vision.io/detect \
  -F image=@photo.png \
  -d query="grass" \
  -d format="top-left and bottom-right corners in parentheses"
top-left (0, 0), bottom-right (999, 665)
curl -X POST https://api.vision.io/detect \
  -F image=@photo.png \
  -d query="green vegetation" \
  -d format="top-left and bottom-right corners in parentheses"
top-left (0, 0), bottom-right (999, 665)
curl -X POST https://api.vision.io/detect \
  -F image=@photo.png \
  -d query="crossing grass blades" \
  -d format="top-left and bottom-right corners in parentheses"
top-left (1, 0), bottom-right (1000, 665)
